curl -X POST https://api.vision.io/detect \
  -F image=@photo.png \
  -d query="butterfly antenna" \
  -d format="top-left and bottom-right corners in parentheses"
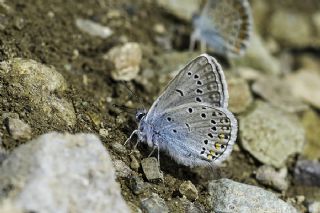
top-left (112, 104), bottom-right (136, 114)
top-left (120, 81), bottom-right (145, 109)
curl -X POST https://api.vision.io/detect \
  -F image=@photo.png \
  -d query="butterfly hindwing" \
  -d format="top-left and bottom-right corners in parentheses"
top-left (152, 104), bottom-right (237, 167)
top-left (192, 0), bottom-right (252, 56)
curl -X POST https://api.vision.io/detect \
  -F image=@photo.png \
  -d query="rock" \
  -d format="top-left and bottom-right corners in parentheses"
top-left (113, 159), bottom-right (133, 178)
top-left (130, 154), bottom-right (140, 171)
top-left (99, 128), bottom-right (109, 138)
top-left (252, 76), bottom-right (307, 113)
top-left (227, 77), bottom-right (253, 114)
top-left (208, 178), bottom-right (298, 213)
top-left (4, 118), bottom-right (32, 140)
top-left (256, 165), bottom-right (289, 191)
top-left (286, 69), bottom-right (320, 109)
top-left (167, 197), bottom-right (205, 213)
top-left (178, 181), bottom-right (198, 201)
top-left (104, 42), bottom-right (142, 81)
top-left (302, 110), bottom-right (320, 160)
top-left (307, 201), bottom-right (320, 213)
top-left (156, 0), bottom-right (201, 21)
top-left (0, 58), bottom-right (76, 127)
top-left (269, 10), bottom-right (313, 47)
top-left (233, 32), bottom-right (280, 75)
top-left (0, 147), bottom-right (7, 164)
top-left (0, 132), bottom-right (130, 213)
top-left (313, 12), bottom-right (320, 36)
top-left (294, 159), bottom-right (320, 186)
top-left (240, 101), bottom-right (305, 168)
top-left (129, 175), bottom-right (149, 195)
top-left (141, 157), bottom-right (163, 182)
top-left (111, 142), bottom-right (127, 155)
top-left (75, 18), bottom-right (113, 38)
top-left (127, 202), bottom-right (142, 213)
top-left (140, 193), bottom-right (169, 213)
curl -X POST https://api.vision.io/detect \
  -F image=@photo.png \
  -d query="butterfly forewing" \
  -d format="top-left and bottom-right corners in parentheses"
top-left (146, 54), bottom-right (228, 123)
top-left (193, 0), bottom-right (252, 56)
top-left (152, 104), bottom-right (237, 166)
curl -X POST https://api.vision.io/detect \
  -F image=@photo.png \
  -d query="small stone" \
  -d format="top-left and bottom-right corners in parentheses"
top-left (111, 142), bottom-right (127, 155)
top-left (140, 193), bottom-right (169, 213)
top-left (153, 23), bottom-right (166, 34)
top-left (178, 180), bottom-right (198, 201)
top-left (4, 118), bottom-right (32, 140)
top-left (0, 132), bottom-right (130, 212)
top-left (99, 128), bottom-right (109, 138)
top-left (104, 42), bottom-right (142, 81)
top-left (75, 18), bottom-right (113, 38)
top-left (302, 110), bottom-right (320, 160)
top-left (127, 202), bottom-right (142, 213)
top-left (294, 159), bottom-right (320, 186)
top-left (0, 58), bottom-right (76, 127)
top-left (269, 10), bottom-right (312, 47)
top-left (286, 69), bottom-right (320, 109)
top-left (256, 165), bottom-right (289, 191)
top-left (208, 178), bottom-right (298, 213)
top-left (307, 201), bottom-right (320, 213)
top-left (130, 154), bottom-right (140, 171)
top-left (240, 101), bottom-right (305, 168)
top-left (141, 157), bottom-right (163, 182)
top-left (227, 77), bottom-right (253, 114)
top-left (129, 175), bottom-right (149, 195)
top-left (113, 159), bottom-right (133, 178)
top-left (156, 0), bottom-right (201, 21)
top-left (252, 76), bottom-right (307, 113)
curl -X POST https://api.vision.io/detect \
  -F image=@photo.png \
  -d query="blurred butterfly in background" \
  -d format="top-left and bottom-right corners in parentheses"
top-left (125, 54), bottom-right (237, 167)
top-left (190, 0), bottom-right (253, 57)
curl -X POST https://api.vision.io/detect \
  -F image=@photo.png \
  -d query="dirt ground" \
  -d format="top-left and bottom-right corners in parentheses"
top-left (0, 0), bottom-right (319, 212)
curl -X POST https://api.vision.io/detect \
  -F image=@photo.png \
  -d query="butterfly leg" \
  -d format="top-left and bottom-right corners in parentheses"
top-left (124, 130), bottom-right (138, 146)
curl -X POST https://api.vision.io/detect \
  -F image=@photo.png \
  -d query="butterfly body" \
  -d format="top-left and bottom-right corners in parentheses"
top-left (130, 54), bottom-right (237, 167)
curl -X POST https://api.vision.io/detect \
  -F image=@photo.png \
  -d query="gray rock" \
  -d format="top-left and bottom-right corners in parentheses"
top-left (286, 69), bottom-right (320, 109)
top-left (141, 193), bottom-right (169, 213)
top-left (208, 178), bottom-right (298, 213)
top-left (0, 132), bottom-right (130, 213)
top-left (4, 118), bottom-right (32, 140)
top-left (178, 180), bottom-right (198, 201)
top-left (252, 76), bottom-right (308, 113)
top-left (141, 157), bottom-right (163, 182)
top-left (129, 175), bottom-right (149, 195)
top-left (75, 18), bottom-right (113, 38)
top-left (113, 159), bottom-right (133, 178)
top-left (227, 77), bottom-right (253, 114)
top-left (307, 201), bottom-right (320, 213)
top-left (0, 58), bottom-right (76, 127)
top-left (256, 165), bottom-right (289, 191)
top-left (269, 10), bottom-right (313, 47)
top-left (156, 0), bottom-right (201, 21)
top-left (104, 42), bottom-right (142, 81)
top-left (294, 159), bottom-right (320, 186)
top-left (240, 101), bottom-right (305, 168)
top-left (0, 147), bottom-right (7, 164)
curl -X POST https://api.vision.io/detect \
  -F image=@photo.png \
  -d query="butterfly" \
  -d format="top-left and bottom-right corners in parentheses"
top-left (190, 0), bottom-right (252, 57)
top-left (125, 54), bottom-right (237, 167)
